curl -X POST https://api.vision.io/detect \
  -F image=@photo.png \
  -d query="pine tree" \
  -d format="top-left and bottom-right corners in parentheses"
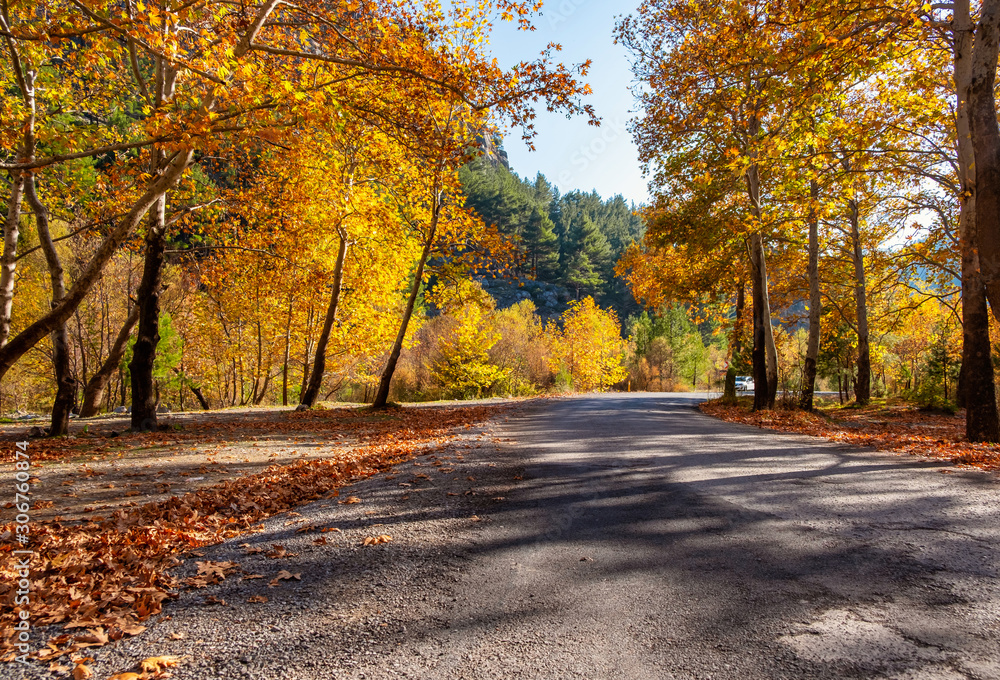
top-left (523, 206), bottom-right (559, 279)
top-left (562, 214), bottom-right (612, 299)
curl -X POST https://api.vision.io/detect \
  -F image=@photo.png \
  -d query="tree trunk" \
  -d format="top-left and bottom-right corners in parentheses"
top-left (74, 310), bottom-right (88, 389)
top-left (749, 234), bottom-right (770, 411)
top-left (0, 44), bottom-right (35, 351)
top-left (299, 231), bottom-right (349, 409)
top-left (253, 370), bottom-right (272, 406)
top-left (80, 303), bottom-right (139, 417)
top-left (129, 196), bottom-right (168, 431)
top-left (25, 178), bottom-right (75, 436)
top-left (282, 296), bottom-right (292, 406)
top-left (723, 282), bottom-right (745, 401)
top-left (763, 294), bottom-right (778, 406)
top-left (745, 156), bottom-right (777, 409)
top-left (956, 0), bottom-right (1000, 441)
top-left (848, 197), bottom-right (871, 406)
top-left (0, 149), bottom-right (193, 381)
top-left (189, 383), bottom-right (210, 410)
top-left (748, 232), bottom-right (777, 410)
top-left (0, 172), bottom-right (24, 349)
top-left (800, 178), bottom-right (822, 411)
top-left (373, 200), bottom-right (440, 408)
top-left (299, 343), bottom-right (310, 401)
top-left (970, 1), bottom-right (1000, 319)
top-left (167, 366), bottom-right (210, 411)
top-left (250, 318), bottom-right (264, 404)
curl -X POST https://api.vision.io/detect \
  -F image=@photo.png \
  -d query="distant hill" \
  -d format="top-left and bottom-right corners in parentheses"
top-left (459, 153), bottom-right (646, 322)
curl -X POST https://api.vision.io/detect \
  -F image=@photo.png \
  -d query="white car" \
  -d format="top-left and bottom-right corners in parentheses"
top-left (734, 376), bottom-right (755, 392)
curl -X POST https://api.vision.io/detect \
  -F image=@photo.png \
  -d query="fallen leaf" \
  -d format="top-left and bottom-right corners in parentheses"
top-left (73, 628), bottom-right (109, 648)
top-left (196, 560), bottom-right (238, 580)
top-left (362, 535), bottom-right (393, 547)
top-left (268, 570), bottom-right (301, 587)
top-left (339, 496), bottom-right (362, 504)
top-left (140, 655), bottom-right (183, 672)
top-left (266, 545), bottom-right (297, 559)
top-left (248, 595), bottom-right (268, 603)
top-left (73, 664), bottom-right (93, 680)
top-left (168, 632), bottom-right (185, 640)
top-left (0, 403), bottom-right (511, 658)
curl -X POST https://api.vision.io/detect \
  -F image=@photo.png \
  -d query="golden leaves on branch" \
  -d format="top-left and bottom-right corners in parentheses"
top-left (547, 298), bottom-right (628, 392)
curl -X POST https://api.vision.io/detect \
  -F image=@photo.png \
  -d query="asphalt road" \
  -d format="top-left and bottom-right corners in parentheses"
top-left (373, 393), bottom-right (1000, 679)
top-left (34, 393), bottom-right (998, 680)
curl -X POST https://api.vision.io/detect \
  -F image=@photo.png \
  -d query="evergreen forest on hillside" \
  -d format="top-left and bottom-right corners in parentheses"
top-left (458, 155), bottom-right (645, 321)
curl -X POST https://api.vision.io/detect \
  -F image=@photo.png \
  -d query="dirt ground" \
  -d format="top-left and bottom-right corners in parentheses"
top-left (0, 402), bottom-right (515, 525)
top-left (701, 397), bottom-right (1000, 472)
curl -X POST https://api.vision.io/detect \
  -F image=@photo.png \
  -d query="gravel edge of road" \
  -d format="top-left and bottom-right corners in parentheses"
top-left (10, 407), bottom-right (532, 680)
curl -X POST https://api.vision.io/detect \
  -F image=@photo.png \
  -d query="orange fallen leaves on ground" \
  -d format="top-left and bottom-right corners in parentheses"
top-left (265, 545), bottom-right (297, 559)
top-left (700, 399), bottom-right (1000, 472)
top-left (105, 654), bottom-right (184, 679)
top-left (139, 655), bottom-right (183, 672)
top-left (268, 570), bottom-right (302, 587)
top-left (362, 535), bottom-right (393, 546)
top-left (0, 404), bottom-right (509, 662)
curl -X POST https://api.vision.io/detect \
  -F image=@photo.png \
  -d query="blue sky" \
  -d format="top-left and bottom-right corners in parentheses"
top-left (485, 1), bottom-right (648, 205)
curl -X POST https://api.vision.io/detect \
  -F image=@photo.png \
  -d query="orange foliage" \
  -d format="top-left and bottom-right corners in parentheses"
top-left (701, 400), bottom-right (1000, 472)
top-left (0, 404), bottom-right (510, 662)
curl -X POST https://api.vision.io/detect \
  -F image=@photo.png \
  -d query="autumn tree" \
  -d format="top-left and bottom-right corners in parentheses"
top-left (0, 0), bottom-right (596, 431)
top-left (906, 1), bottom-right (999, 440)
top-left (617, 0), bottom-right (817, 409)
top-left (371, 101), bottom-right (484, 408)
top-left (432, 302), bottom-right (510, 399)
top-left (547, 297), bottom-right (628, 392)
top-left (366, 6), bottom-right (596, 407)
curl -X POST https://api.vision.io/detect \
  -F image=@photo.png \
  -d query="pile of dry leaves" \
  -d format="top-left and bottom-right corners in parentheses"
top-left (0, 404), bottom-right (507, 667)
top-left (701, 399), bottom-right (1000, 471)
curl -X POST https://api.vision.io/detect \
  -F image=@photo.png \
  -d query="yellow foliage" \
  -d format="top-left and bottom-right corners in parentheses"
top-left (432, 304), bottom-right (510, 399)
top-left (547, 298), bottom-right (628, 392)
